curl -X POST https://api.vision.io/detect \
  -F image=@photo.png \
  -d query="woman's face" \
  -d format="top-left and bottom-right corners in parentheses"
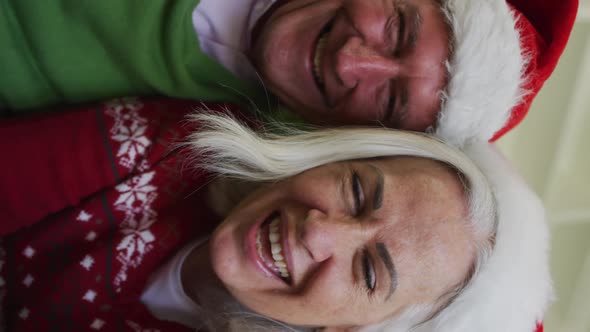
top-left (208, 157), bottom-right (476, 329)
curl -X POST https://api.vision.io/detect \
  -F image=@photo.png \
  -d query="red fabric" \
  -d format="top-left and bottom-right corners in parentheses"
top-left (491, 0), bottom-right (579, 141)
top-left (536, 322), bottom-right (544, 332)
top-left (0, 98), bottom-right (238, 331)
top-left (0, 106), bottom-right (117, 235)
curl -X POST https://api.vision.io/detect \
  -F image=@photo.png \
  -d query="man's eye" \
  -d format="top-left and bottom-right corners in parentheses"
top-left (394, 6), bottom-right (406, 56)
top-left (386, 95), bottom-right (396, 123)
top-left (352, 172), bottom-right (365, 215)
top-left (362, 249), bottom-right (376, 292)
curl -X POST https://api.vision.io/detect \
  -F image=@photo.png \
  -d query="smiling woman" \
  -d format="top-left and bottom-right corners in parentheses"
top-left (175, 113), bottom-right (549, 332)
top-left (203, 155), bottom-right (481, 329)
top-left (0, 99), bottom-right (550, 332)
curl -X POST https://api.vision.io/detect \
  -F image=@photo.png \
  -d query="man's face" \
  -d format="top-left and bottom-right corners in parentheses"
top-left (250, 0), bottom-right (450, 131)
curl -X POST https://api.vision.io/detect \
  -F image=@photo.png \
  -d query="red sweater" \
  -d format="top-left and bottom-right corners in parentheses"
top-left (0, 98), bottom-right (222, 331)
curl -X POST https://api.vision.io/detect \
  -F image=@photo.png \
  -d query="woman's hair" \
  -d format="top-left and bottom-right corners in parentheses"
top-left (185, 112), bottom-right (498, 332)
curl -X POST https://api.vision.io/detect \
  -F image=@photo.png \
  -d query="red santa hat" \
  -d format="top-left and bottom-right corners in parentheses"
top-left (362, 142), bottom-right (552, 332)
top-left (435, 0), bottom-right (578, 145)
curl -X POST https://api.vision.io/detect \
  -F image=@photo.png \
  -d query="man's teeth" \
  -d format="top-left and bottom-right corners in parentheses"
top-left (269, 218), bottom-right (290, 278)
top-left (313, 33), bottom-right (328, 85)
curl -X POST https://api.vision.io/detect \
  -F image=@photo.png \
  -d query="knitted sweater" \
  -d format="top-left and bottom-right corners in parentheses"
top-left (0, 0), bottom-right (263, 114)
top-left (0, 97), bottom-right (224, 331)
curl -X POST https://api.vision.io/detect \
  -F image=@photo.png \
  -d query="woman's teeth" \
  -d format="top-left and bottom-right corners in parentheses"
top-left (269, 218), bottom-right (290, 278)
top-left (256, 216), bottom-right (291, 280)
top-left (313, 33), bottom-right (328, 86)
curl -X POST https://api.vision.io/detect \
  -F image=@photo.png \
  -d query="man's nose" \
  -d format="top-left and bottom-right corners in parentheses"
top-left (335, 36), bottom-right (402, 88)
top-left (300, 209), bottom-right (360, 263)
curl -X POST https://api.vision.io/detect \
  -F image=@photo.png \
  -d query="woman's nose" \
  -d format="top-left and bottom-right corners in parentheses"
top-left (300, 209), bottom-right (359, 263)
top-left (335, 36), bottom-right (402, 89)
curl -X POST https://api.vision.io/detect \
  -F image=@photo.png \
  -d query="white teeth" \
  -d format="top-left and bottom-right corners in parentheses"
top-left (256, 216), bottom-right (291, 280)
top-left (268, 217), bottom-right (291, 279)
top-left (313, 33), bottom-right (328, 85)
top-left (270, 218), bottom-right (279, 227)
top-left (271, 242), bottom-right (282, 254)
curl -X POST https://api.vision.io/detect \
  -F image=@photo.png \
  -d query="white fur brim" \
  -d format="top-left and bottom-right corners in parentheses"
top-left (435, 0), bottom-right (527, 145)
top-left (424, 143), bottom-right (552, 332)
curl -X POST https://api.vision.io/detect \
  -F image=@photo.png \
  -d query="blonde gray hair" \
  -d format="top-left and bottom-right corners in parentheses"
top-left (186, 112), bottom-right (497, 332)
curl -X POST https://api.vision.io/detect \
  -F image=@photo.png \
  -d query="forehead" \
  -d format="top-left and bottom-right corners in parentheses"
top-left (370, 156), bottom-right (468, 234)
top-left (372, 157), bottom-right (474, 301)
top-left (368, 157), bottom-right (466, 225)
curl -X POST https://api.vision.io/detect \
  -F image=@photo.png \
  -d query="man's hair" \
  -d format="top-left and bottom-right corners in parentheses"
top-left (185, 112), bottom-right (498, 331)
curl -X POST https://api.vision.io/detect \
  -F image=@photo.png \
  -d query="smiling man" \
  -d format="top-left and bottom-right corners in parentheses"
top-left (246, 0), bottom-right (579, 143)
top-left (250, 0), bottom-right (451, 132)
top-left (0, 0), bottom-right (578, 142)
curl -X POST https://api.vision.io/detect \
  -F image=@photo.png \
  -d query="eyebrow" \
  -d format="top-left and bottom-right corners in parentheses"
top-left (377, 242), bottom-right (398, 300)
top-left (368, 165), bottom-right (384, 210)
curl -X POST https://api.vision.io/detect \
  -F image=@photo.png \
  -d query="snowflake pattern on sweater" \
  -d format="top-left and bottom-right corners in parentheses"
top-left (0, 98), bottom-right (223, 331)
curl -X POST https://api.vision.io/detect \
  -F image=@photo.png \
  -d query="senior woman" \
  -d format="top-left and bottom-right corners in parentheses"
top-left (0, 98), bottom-right (550, 332)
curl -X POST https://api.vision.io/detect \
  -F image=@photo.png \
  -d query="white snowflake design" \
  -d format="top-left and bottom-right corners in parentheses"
top-left (114, 172), bottom-right (157, 209)
top-left (105, 97), bottom-right (150, 170)
top-left (111, 123), bottom-right (150, 163)
top-left (104, 98), bottom-right (144, 122)
top-left (105, 100), bottom-right (162, 293)
top-left (116, 208), bottom-right (156, 265)
top-left (112, 172), bottom-right (159, 292)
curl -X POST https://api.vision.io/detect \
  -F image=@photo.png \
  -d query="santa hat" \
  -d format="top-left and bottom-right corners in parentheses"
top-left (362, 142), bottom-right (552, 332)
top-left (435, 0), bottom-right (578, 145)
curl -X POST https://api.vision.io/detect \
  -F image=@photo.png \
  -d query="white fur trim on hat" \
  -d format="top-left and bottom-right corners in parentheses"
top-left (435, 0), bottom-right (527, 146)
top-left (360, 143), bottom-right (552, 332)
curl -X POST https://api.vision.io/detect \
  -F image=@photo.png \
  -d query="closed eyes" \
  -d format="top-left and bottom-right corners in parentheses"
top-left (348, 167), bottom-right (386, 296)
top-left (383, 6), bottom-right (406, 126)
top-left (351, 172), bottom-right (377, 295)
top-left (351, 171), bottom-right (365, 216)
top-left (394, 6), bottom-right (406, 57)
top-left (362, 249), bottom-right (377, 293)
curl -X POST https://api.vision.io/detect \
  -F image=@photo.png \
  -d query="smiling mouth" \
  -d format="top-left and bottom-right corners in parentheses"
top-left (256, 213), bottom-right (292, 284)
top-left (312, 19), bottom-right (334, 94)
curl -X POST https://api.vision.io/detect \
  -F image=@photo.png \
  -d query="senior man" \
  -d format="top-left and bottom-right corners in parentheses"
top-left (0, 0), bottom-right (578, 142)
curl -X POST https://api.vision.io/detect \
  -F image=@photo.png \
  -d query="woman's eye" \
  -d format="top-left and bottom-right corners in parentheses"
top-left (352, 171), bottom-right (365, 216)
top-left (362, 249), bottom-right (376, 292)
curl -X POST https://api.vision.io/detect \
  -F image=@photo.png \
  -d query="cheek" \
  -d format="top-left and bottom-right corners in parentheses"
top-left (334, 88), bottom-right (384, 124)
top-left (208, 223), bottom-right (242, 289)
top-left (276, 268), bottom-right (361, 325)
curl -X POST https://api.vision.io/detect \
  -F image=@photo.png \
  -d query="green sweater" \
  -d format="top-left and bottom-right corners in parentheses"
top-left (0, 0), bottom-right (264, 114)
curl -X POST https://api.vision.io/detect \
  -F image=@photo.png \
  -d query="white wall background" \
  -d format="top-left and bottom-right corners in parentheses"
top-left (496, 2), bottom-right (590, 331)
